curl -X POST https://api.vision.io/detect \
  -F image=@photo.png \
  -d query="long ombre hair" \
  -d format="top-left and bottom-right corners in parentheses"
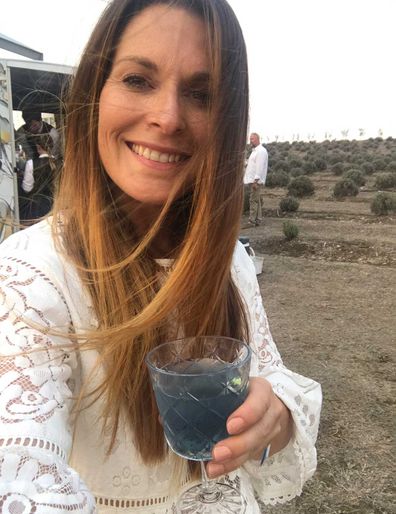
top-left (53, 0), bottom-right (250, 467)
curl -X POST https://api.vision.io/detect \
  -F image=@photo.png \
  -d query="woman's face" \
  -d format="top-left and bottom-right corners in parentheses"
top-left (98, 5), bottom-right (210, 204)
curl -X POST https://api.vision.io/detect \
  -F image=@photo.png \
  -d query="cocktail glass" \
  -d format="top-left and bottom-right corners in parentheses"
top-left (146, 336), bottom-right (251, 513)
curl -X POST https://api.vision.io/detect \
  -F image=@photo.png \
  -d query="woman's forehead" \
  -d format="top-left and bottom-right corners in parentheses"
top-left (113, 5), bottom-right (209, 73)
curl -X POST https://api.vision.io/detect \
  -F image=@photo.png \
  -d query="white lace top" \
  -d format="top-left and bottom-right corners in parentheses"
top-left (0, 220), bottom-right (322, 513)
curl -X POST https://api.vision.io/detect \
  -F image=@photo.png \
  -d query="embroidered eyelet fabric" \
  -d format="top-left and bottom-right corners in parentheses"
top-left (0, 220), bottom-right (322, 513)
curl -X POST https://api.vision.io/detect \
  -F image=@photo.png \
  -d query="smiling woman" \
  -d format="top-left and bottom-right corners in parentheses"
top-left (0, 1), bottom-right (321, 513)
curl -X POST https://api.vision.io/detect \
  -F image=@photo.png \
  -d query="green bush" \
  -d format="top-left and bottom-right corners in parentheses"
top-left (351, 155), bottom-right (365, 165)
top-left (287, 176), bottom-right (315, 198)
top-left (361, 162), bottom-right (375, 175)
top-left (314, 157), bottom-right (327, 171)
top-left (290, 167), bottom-right (305, 177)
top-left (363, 153), bottom-right (374, 162)
top-left (273, 160), bottom-right (290, 173)
top-left (331, 162), bottom-right (345, 176)
top-left (266, 171), bottom-right (290, 188)
top-left (333, 179), bottom-right (359, 199)
top-left (373, 158), bottom-right (387, 172)
top-left (374, 173), bottom-right (396, 190)
top-left (371, 192), bottom-right (396, 215)
top-left (343, 169), bottom-right (366, 187)
top-left (386, 161), bottom-right (396, 172)
top-left (288, 157), bottom-right (304, 168)
top-left (341, 152), bottom-right (354, 165)
top-left (328, 153), bottom-right (344, 165)
top-left (303, 160), bottom-right (316, 174)
top-left (279, 196), bottom-right (300, 213)
top-left (283, 221), bottom-right (299, 240)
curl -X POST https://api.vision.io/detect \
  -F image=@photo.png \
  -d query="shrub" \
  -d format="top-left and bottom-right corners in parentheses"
top-left (350, 155), bottom-right (365, 165)
top-left (303, 160), bottom-right (316, 174)
top-left (363, 153), bottom-right (374, 162)
top-left (386, 161), bottom-right (396, 172)
top-left (287, 176), bottom-right (314, 198)
top-left (341, 152), bottom-right (354, 164)
top-left (279, 196), bottom-right (300, 212)
top-left (266, 171), bottom-right (290, 188)
top-left (343, 169), bottom-right (366, 187)
top-left (292, 141), bottom-right (307, 151)
top-left (273, 160), bottom-right (290, 173)
top-left (373, 158), bottom-right (387, 172)
top-left (314, 157), bottom-right (327, 171)
top-left (290, 167), bottom-right (305, 177)
top-left (361, 162), bottom-right (375, 175)
top-left (328, 153), bottom-right (343, 165)
top-left (371, 192), bottom-right (396, 215)
top-left (331, 162), bottom-right (345, 176)
top-left (288, 157), bottom-right (304, 168)
top-left (283, 221), bottom-right (299, 240)
top-left (374, 173), bottom-right (396, 190)
top-left (333, 179), bottom-right (359, 199)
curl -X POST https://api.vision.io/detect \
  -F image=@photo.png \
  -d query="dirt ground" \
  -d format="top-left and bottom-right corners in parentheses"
top-left (241, 173), bottom-right (395, 513)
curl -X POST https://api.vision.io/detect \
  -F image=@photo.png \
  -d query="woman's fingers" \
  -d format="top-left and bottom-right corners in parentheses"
top-left (210, 414), bottom-right (279, 471)
top-left (208, 414), bottom-right (279, 477)
top-left (226, 377), bottom-right (275, 435)
top-left (206, 377), bottom-right (289, 478)
top-left (207, 451), bottom-right (250, 478)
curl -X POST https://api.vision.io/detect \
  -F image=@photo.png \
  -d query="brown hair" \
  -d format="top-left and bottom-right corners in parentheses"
top-left (35, 133), bottom-right (53, 153)
top-left (53, 0), bottom-right (249, 468)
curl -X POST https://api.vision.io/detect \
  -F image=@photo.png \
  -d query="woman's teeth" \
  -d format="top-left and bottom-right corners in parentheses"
top-left (131, 144), bottom-right (182, 163)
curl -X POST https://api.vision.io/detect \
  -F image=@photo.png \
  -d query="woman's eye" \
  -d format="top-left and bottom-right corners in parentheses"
top-left (189, 89), bottom-right (210, 107)
top-left (122, 74), bottom-right (151, 90)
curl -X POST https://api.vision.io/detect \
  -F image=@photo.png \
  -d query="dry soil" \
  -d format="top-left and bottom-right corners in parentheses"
top-left (241, 174), bottom-right (395, 513)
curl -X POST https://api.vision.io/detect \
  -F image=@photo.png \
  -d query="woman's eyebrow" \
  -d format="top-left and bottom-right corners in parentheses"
top-left (114, 56), bottom-right (158, 71)
top-left (188, 72), bottom-right (210, 85)
top-left (113, 56), bottom-right (210, 83)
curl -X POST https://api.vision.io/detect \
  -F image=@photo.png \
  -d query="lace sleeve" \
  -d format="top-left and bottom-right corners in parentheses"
top-left (232, 245), bottom-right (322, 505)
top-left (0, 256), bottom-right (96, 513)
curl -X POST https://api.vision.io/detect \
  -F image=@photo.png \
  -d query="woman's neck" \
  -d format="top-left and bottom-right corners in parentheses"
top-left (121, 197), bottom-right (182, 259)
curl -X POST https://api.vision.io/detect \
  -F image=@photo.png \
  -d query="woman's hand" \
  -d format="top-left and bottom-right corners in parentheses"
top-left (207, 377), bottom-right (293, 478)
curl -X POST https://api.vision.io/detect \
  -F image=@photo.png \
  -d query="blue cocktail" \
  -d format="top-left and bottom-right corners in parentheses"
top-left (146, 336), bottom-right (251, 513)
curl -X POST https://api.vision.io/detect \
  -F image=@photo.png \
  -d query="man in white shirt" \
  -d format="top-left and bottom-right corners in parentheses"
top-left (244, 133), bottom-right (268, 226)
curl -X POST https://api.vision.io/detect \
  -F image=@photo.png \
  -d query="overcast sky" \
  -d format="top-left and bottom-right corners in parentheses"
top-left (1, 0), bottom-right (395, 141)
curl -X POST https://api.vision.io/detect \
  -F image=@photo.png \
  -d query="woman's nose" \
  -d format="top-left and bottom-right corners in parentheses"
top-left (147, 88), bottom-right (186, 135)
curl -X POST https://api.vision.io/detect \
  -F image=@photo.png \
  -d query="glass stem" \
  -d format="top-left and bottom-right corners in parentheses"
top-left (200, 461), bottom-right (221, 502)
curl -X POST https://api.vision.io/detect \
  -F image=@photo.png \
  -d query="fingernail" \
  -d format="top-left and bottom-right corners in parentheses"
top-left (207, 463), bottom-right (224, 478)
top-left (227, 417), bottom-right (245, 434)
top-left (213, 446), bottom-right (232, 462)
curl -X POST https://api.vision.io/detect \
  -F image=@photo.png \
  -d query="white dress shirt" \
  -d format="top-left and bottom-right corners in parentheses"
top-left (244, 144), bottom-right (268, 185)
top-left (21, 154), bottom-right (50, 193)
top-left (21, 159), bottom-right (34, 192)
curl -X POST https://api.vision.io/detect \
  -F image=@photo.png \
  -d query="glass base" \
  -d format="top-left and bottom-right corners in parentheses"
top-left (177, 483), bottom-right (247, 513)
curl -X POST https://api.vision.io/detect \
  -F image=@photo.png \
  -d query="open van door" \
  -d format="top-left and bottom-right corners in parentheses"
top-left (0, 59), bottom-right (72, 242)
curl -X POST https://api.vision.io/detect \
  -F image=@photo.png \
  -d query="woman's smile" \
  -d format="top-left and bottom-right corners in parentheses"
top-left (127, 141), bottom-right (189, 167)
